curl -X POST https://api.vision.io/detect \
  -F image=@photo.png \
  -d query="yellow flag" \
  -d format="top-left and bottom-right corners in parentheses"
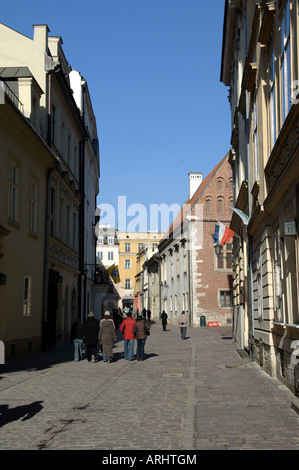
top-left (108, 264), bottom-right (120, 284)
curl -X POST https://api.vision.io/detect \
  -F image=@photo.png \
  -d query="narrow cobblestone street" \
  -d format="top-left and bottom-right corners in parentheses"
top-left (0, 322), bottom-right (298, 452)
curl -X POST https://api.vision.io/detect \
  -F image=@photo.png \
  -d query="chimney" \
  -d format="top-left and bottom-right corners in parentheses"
top-left (188, 172), bottom-right (202, 200)
top-left (33, 24), bottom-right (50, 52)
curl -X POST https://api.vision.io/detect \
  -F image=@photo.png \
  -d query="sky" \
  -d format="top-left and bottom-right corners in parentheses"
top-left (1, 0), bottom-right (231, 233)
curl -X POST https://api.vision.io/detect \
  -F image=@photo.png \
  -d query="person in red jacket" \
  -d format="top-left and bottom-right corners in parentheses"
top-left (119, 309), bottom-right (136, 361)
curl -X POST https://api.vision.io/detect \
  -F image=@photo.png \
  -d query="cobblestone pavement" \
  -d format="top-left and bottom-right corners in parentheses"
top-left (0, 322), bottom-right (298, 451)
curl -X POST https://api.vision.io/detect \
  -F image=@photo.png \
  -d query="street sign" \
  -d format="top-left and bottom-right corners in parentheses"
top-left (207, 321), bottom-right (219, 327)
top-left (284, 220), bottom-right (296, 236)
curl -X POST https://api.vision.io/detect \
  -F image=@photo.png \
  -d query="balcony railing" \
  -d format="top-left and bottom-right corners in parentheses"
top-left (0, 79), bottom-right (24, 114)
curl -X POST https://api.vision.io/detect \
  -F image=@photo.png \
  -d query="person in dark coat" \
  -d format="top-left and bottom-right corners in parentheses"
top-left (99, 311), bottom-right (117, 363)
top-left (83, 311), bottom-right (99, 362)
top-left (161, 310), bottom-right (168, 331)
top-left (71, 318), bottom-right (84, 361)
top-left (133, 315), bottom-right (150, 361)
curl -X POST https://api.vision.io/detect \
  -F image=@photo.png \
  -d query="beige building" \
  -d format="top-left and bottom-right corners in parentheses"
top-left (0, 23), bottom-right (100, 359)
top-left (118, 232), bottom-right (162, 311)
top-left (221, 0), bottom-right (299, 394)
top-left (0, 69), bottom-right (56, 360)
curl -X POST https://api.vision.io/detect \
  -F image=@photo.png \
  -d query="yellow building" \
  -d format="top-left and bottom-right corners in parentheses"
top-left (118, 232), bottom-right (163, 311)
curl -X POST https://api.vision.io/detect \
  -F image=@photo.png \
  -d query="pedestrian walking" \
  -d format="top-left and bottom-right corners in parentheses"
top-left (98, 311), bottom-right (117, 363)
top-left (119, 309), bottom-right (136, 361)
top-left (83, 311), bottom-right (99, 362)
top-left (70, 318), bottom-right (84, 361)
top-left (113, 308), bottom-right (119, 329)
top-left (133, 315), bottom-right (150, 361)
top-left (178, 311), bottom-right (188, 339)
top-left (147, 309), bottom-right (151, 322)
top-left (161, 310), bottom-right (168, 331)
top-left (142, 307), bottom-right (147, 319)
top-left (118, 308), bottom-right (123, 326)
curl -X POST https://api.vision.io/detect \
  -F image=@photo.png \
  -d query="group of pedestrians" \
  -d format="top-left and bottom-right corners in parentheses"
top-left (160, 310), bottom-right (188, 339)
top-left (71, 308), bottom-right (189, 364)
top-left (70, 308), bottom-right (150, 363)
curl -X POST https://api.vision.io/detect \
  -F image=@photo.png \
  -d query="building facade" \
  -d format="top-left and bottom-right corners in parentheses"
top-left (118, 232), bottom-right (162, 311)
top-left (221, 0), bottom-right (299, 394)
top-left (158, 158), bottom-right (234, 327)
top-left (0, 23), bottom-right (100, 359)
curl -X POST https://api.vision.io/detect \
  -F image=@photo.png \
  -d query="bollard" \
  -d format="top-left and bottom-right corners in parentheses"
top-left (200, 315), bottom-right (206, 327)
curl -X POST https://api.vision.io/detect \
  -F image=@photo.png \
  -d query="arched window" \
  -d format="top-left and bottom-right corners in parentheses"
top-left (217, 197), bottom-right (224, 215)
top-left (206, 197), bottom-right (212, 215)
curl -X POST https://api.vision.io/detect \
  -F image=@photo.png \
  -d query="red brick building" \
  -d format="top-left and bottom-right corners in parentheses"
top-left (158, 152), bottom-right (234, 327)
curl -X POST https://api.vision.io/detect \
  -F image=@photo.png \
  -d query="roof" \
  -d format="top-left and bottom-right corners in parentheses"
top-left (0, 67), bottom-right (33, 78)
top-left (160, 152), bottom-right (229, 244)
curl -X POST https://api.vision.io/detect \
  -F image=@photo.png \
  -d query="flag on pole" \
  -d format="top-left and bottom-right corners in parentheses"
top-left (108, 264), bottom-right (120, 284)
top-left (212, 224), bottom-right (220, 244)
top-left (213, 222), bottom-right (235, 245)
top-left (229, 207), bottom-right (250, 226)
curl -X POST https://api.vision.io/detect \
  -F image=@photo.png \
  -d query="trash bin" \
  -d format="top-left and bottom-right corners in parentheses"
top-left (200, 315), bottom-right (206, 327)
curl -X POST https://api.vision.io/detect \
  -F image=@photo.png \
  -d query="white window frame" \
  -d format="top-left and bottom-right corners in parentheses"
top-left (253, 99), bottom-right (259, 181)
top-left (269, 50), bottom-right (277, 150)
top-left (124, 259), bottom-right (131, 269)
top-left (281, 0), bottom-right (291, 123)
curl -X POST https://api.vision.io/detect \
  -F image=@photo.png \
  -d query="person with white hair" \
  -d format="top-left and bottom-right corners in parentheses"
top-left (98, 311), bottom-right (117, 363)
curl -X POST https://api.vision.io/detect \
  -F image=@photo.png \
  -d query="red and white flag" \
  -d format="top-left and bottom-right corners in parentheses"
top-left (217, 221), bottom-right (235, 245)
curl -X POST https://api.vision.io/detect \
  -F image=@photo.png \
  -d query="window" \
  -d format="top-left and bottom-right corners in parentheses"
top-left (216, 243), bottom-right (233, 270)
top-left (257, 246), bottom-right (263, 320)
top-left (108, 251), bottom-right (114, 261)
top-left (217, 197), bottom-right (224, 215)
top-left (274, 228), bottom-right (283, 321)
top-left (125, 243), bottom-right (130, 252)
top-left (206, 198), bottom-right (212, 215)
top-left (23, 276), bottom-right (32, 316)
top-left (98, 237), bottom-right (103, 244)
top-left (220, 290), bottom-right (232, 308)
top-left (8, 161), bottom-right (18, 221)
top-left (217, 178), bottom-right (223, 191)
top-left (124, 259), bottom-right (131, 269)
top-left (125, 278), bottom-right (131, 289)
top-left (97, 251), bottom-right (103, 260)
top-left (108, 237), bottom-right (114, 244)
top-left (29, 179), bottom-right (37, 233)
top-left (253, 99), bottom-right (259, 181)
top-left (281, 0), bottom-right (291, 123)
top-left (138, 243), bottom-right (144, 251)
top-left (269, 50), bottom-right (276, 150)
